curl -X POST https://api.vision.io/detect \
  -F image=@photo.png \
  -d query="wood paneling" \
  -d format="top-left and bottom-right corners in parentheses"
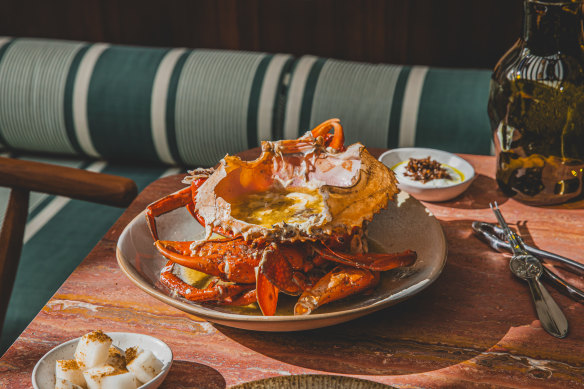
top-left (0, 0), bottom-right (523, 68)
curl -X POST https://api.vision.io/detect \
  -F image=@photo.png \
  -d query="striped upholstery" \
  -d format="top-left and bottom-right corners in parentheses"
top-left (282, 56), bottom-right (493, 155)
top-left (0, 37), bottom-right (492, 166)
top-left (0, 37), bottom-right (293, 166)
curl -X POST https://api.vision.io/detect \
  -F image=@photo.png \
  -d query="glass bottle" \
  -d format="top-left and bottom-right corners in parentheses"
top-left (488, 0), bottom-right (584, 205)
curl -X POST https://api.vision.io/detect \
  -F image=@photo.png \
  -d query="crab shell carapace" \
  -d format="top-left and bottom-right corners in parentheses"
top-left (192, 133), bottom-right (399, 243)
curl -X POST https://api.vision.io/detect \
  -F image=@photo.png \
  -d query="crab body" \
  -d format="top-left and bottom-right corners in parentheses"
top-left (146, 119), bottom-right (416, 315)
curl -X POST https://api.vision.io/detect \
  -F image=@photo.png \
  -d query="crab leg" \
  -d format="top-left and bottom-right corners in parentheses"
top-left (313, 244), bottom-right (417, 272)
top-left (218, 289), bottom-right (257, 306)
top-left (310, 118), bottom-right (345, 151)
top-left (294, 266), bottom-right (379, 315)
top-left (155, 238), bottom-right (260, 283)
top-left (146, 177), bottom-right (207, 240)
top-left (160, 261), bottom-right (254, 302)
top-left (277, 118), bottom-right (346, 154)
top-left (146, 186), bottom-right (192, 240)
top-left (156, 239), bottom-right (306, 315)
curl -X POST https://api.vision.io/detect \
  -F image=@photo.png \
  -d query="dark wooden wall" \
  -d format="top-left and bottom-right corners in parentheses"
top-left (0, 0), bottom-right (523, 69)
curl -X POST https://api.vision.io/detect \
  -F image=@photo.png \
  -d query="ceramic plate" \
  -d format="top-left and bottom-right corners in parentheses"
top-left (32, 332), bottom-right (173, 389)
top-left (230, 374), bottom-right (394, 388)
top-left (116, 191), bottom-right (447, 331)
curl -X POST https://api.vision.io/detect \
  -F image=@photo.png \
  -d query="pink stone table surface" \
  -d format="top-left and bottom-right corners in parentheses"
top-left (1, 150), bottom-right (583, 388)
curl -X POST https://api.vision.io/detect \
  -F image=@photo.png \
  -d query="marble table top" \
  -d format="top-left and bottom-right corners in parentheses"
top-left (2, 150), bottom-right (583, 388)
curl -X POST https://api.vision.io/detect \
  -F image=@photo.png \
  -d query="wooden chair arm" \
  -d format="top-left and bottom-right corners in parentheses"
top-left (0, 156), bottom-right (138, 336)
top-left (0, 157), bottom-right (137, 207)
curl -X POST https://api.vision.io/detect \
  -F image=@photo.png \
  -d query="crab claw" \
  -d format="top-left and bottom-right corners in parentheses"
top-left (159, 261), bottom-right (254, 302)
top-left (313, 244), bottom-right (417, 272)
top-left (256, 271), bottom-right (278, 316)
top-left (259, 245), bottom-right (308, 295)
top-left (155, 238), bottom-right (259, 284)
top-left (310, 118), bottom-right (345, 151)
top-left (294, 266), bottom-right (379, 315)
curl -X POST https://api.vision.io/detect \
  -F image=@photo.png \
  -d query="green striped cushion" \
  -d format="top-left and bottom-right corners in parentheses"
top-left (0, 38), bottom-right (86, 155)
top-left (282, 56), bottom-right (493, 155)
top-left (0, 37), bottom-right (293, 166)
top-left (0, 37), bottom-right (493, 168)
top-left (0, 152), bottom-right (182, 354)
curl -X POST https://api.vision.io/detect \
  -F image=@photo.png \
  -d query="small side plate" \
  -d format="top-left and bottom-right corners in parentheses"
top-left (32, 332), bottom-right (173, 389)
top-left (379, 147), bottom-right (476, 202)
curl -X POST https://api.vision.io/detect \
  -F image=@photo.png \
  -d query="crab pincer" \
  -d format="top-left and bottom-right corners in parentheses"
top-left (294, 266), bottom-right (380, 315)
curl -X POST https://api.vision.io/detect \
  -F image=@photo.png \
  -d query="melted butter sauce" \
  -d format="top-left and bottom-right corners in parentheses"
top-left (391, 160), bottom-right (464, 187)
top-left (229, 187), bottom-right (324, 227)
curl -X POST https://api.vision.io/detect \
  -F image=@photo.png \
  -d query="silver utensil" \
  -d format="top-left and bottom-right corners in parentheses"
top-left (490, 202), bottom-right (569, 339)
top-left (472, 221), bottom-right (584, 303)
top-left (471, 221), bottom-right (584, 273)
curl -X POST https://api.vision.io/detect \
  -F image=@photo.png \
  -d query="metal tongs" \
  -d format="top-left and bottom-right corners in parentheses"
top-left (472, 202), bottom-right (584, 338)
top-left (472, 218), bottom-right (584, 304)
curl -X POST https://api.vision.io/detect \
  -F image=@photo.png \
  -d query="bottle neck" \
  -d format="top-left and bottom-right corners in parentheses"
top-left (523, 0), bottom-right (584, 55)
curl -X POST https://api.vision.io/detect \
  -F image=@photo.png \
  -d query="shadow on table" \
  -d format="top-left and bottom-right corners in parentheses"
top-left (215, 219), bottom-right (548, 376)
top-left (161, 360), bottom-right (226, 389)
top-left (429, 174), bottom-right (510, 210)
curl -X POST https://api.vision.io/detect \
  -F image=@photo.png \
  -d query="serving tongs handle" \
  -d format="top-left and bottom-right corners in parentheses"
top-left (473, 220), bottom-right (584, 304)
top-left (542, 266), bottom-right (584, 303)
top-left (472, 221), bottom-right (584, 274)
top-left (527, 271), bottom-right (569, 339)
top-left (490, 202), bottom-right (569, 339)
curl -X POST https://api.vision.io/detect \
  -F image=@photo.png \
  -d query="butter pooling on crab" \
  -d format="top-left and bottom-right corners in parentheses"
top-left (191, 124), bottom-right (398, 245)
top-left (146, 118), bottom-right (416, 316)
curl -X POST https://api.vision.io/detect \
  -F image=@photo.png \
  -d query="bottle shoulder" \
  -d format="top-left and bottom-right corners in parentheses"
top-left (492, 41), bottom-right (584, 85)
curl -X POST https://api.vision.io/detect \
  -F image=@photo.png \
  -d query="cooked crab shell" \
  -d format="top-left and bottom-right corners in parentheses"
top-left (193, 134), bottom-right (398, 242)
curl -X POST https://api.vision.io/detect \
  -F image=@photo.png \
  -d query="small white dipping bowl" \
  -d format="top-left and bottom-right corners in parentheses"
top-left (379, 147), bottom-right (475, 202)
top-left (32, 332), bottom-right (173, 389)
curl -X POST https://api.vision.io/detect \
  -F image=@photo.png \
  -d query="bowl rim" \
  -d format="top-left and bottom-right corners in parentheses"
top-left (378, 147), bottom-right (476, 190)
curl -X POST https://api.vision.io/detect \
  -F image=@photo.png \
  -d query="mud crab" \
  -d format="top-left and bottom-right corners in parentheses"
top-left (146, 118), bottom-right (417, 316)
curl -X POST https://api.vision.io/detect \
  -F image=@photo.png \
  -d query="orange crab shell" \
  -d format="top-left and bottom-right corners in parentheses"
top-left (193, 134), bottom-right (399, 243)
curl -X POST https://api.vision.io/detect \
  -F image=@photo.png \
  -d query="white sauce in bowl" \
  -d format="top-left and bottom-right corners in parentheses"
top-left (391, 161), bottom-right (464, 187)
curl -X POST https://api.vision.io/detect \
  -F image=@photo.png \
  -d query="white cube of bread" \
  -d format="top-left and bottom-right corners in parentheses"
top-left (125, 347), bottom-right (163, 384)
top-left (55, 359), bottom-right (86, 388)
top-left (74, 331), bottom-right (112, 369)
top-left (105, 346), bottom-right (126, 371)
top-left (55, 378), bottom-right (84, 389)
top-left (100, 372), bottom-right (138, 389)
top-left (83, 365), bottom-right (115, 389)
top-left (83, 365), bottom-right (137, 389)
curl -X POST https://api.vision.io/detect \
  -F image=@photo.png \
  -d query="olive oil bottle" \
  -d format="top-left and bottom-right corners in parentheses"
top-left (488, 0), bottom-right (584, 205)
